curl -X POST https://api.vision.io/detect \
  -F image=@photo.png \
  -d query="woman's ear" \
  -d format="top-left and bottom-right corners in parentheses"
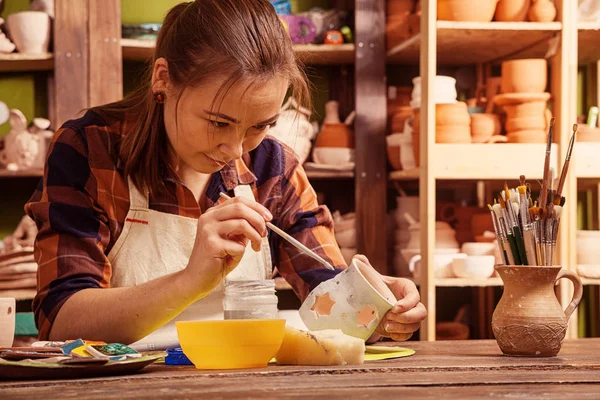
top-left (151, 57), bottom-right (172, 95)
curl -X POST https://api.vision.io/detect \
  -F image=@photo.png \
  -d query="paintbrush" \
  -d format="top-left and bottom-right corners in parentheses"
top-left (529, 202), bottom-right (543, 265)
top-left (488, 204), bottom-right (509, 265)
top-left (556, 124), bottom-right (578, 197)
top-left (551, 205), bottom-right (562, 266)
top-left (219, 192), bottom-right (335, 271)
top-left (544, 203), bottom-right (555, 265)
top-left (504, 184), bottom-right (527, 265)
top-left (519, 185), bottom-right (537, 266)
top-left (539, 117), bottom-right (556, 212)
top-left (493, 202), bottom-right (516, 265)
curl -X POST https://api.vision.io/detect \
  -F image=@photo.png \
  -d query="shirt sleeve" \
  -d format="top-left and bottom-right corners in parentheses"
top-left (274, 153), bottom-right (347, 302)
top-left (25, 127), bottom-right (112, 340)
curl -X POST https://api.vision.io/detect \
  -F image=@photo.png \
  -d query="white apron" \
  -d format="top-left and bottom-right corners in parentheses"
top-left (107, 177), bottom-right (272, 351)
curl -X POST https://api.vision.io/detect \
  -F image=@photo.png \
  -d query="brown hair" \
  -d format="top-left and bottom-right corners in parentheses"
top-left (95, 0), bottom-right (310, 196)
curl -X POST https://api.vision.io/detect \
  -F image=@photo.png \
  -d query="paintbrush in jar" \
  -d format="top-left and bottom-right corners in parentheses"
top-left (488, 204), bottom-right (509, 265)
top-left (550, 205), bottom-right (562, 266)
top-left (498, 197), bottom-right (521, 265)
top-left (493, 202), bottom-right (516, 265)
top-left (556, 124), bottom-right (578, 197)
top-left (539, 117), bottom-right (556, 213)
top-left (518, 185), bottom-right (537, 266)
top-left (544, 203), bottom-right (555, 265)
top-left (529, 202), bottom-right (543, 265)
top-left (503, 184), bottom-right (527, 265)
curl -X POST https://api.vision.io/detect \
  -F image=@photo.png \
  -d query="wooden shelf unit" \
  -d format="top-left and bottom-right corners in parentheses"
top-left (578, 22), bottom-right (600, 64)
top-left (0, 169), bottom-right (43, 178)
top-left (387, 21), bottom-right (562, 65)
top-left (0, 53), bottom-right (54, 73)
top-left (122, 38), bottom-right (356, 65)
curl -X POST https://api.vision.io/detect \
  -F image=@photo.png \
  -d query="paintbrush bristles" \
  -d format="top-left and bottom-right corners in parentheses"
top-left (518, 185), bottom-right (527, 195)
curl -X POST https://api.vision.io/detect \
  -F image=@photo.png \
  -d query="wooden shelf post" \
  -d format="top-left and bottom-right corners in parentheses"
top-left (54, 0), bottom-right (122, 127)
top-left (354, 0), bottom-right (388, 274)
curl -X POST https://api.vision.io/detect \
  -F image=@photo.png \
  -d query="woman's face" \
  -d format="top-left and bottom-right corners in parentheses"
top-left (160, 72), bottom-right (289, 174)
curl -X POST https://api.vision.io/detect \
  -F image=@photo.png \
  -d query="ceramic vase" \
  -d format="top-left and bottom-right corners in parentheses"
top-left (299, 258), bottom-right (395, 341)
top-left (492, 265), bottom-right (583, 357)
top-left (6, 11), bottom-right (51, 54)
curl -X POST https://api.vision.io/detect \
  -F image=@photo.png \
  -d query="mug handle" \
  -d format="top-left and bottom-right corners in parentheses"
top-left (408, 254), bottom-right (421, 273)
top-left (556, 269), bottom-right (583, 319)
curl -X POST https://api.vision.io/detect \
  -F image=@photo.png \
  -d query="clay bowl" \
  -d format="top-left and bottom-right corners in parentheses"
top-left (438, 0), bottom-right (498, 22)
top-left (506, 130), bottom-right (546, 143)
top-left (436, 102), bottom-right (470, 126)
top-left (495, 0), bottom-right (531, 22)
top-left (314, 124), bottom-right (354, 148)
top-left (576, 126), bottom-right (600, 142)
top-left (505, 116), bottom-right (546, 132)
top-left (501, 59), bottom-right (547, 93)
top-left (470, 113), bottom-right (501, 143)
top-left (436, 126), bottom-right (472, 143)
top-left (312, 147), bottom-right (355, 165)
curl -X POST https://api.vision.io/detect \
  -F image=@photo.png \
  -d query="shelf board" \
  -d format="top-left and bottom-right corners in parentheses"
top-left (121, 38), bottom-right (355, 65)
top-left (0, 289), bottom-right (37, 301)
top-left (578, 22), bottom-right (600, 64)
top-left (574, 142), bottom-right (600, 178)
top-left (0, 52), bottom-right (54, 72)
top-left (387, 21), bottom-right (562, 65)
top-left (412, 277), bottom-right (503, 287)
top-left (389, 168), bottom-right (420, 180)
top-left (581, 277), bottom-right (600, 286)
top-left (390, 144), bottom-right (558, 181)
top-left (305, 170), bottom-right (354, 179)
top-left (0, 169), bottom-right (43, 178)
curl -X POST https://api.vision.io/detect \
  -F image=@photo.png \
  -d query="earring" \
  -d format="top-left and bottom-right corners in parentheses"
top-left (154, 91), bottom-right (166, 104)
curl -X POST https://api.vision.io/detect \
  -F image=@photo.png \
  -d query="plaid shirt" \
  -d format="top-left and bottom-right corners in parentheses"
top-left (25, 110), bottom-right (346, 340)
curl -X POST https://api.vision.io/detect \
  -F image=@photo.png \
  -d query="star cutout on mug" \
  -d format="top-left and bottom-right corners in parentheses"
top-left (310, 292), bottom-right (336, 317)
top-left (356, 304), bottom-right (378, 328)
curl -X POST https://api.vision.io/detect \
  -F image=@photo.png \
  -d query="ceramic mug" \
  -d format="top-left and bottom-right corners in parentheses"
top-left (0, 298), bottom-right (16, 347)
top-left (407, 252), bottom-right (466, 280)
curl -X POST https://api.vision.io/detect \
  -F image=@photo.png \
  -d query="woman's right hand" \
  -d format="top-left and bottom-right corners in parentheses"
top-left (184, 196), bottom-right (273, 297)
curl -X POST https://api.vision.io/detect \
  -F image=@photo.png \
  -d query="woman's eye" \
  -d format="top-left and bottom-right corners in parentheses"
top-left (209, 120), bottom-right (229, 128)
top-left (255, 121), bottom-right (277, 131)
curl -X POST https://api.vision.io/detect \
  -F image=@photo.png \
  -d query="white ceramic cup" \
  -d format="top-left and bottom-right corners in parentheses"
top-left (0, 298), bottom-right (16, 347)
top-left (451, 255), bottom-right (495, 279)
top-left (6, 11), bottom-right (51, 54)
top-left (408, 252), bottom-right (466, 280)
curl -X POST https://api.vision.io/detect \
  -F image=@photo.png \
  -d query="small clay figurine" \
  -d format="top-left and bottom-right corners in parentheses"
top-left (0, 18), bottom-right (16, 54)
top-left (324, 30), bottom-right (343, 45)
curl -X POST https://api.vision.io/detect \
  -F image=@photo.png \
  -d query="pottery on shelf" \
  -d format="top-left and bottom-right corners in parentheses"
top-left (492, 265), bottom-right (583, 357)
top-left (386, 132), bottom-right (414, 171)
top-left (312, 147), bottom-right (355, 166)
top-left (495, 0), bottom-right (531, 22)
top-left (506, 130), bottom-right (546, 143)
top-left (269, 97), bottom-right (316, 164)
top-left (406, 251), bottom-right (464, 280)
top-left (314, 101), bottom-right (355, 148)
top-left (438, 0), bottom-right (499, 22)
top-left (501, 59), bottom-right (547, 93)
top-left (0, 108), bottom-right (52, 170)
top-left (576, 230), bottom-right (600, 265)
top-left (0, 18), bottom-right (16, 53)
top-left (436, 102), bottom-right (470, 126)
top-left (505, 116), bottom-right (547, 132)
top-left (437, 126), bottom-right (472, 143)
top-left (451, 255), bottom-right (495, 279)
top-left (390, 106), bottom-right (413, 133)
top-left (528, 0), bottom-right (556, 22)
top-left (470, 113), bottom-right (501, 143)
top-left (410, 76), bottom-right (458, 109)
top-left (6, 11), bottom-right (51, 54)
top-left (575, 126), bottom-right (600, 142)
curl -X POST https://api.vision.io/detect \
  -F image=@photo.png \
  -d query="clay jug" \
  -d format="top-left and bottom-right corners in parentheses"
top-left (495, 0), bottom-right (531, 22)
top-left (528, 0), bottom-right (556, 22)
top-left (314, 101), bottom-right (355, 148)
top-left (492, 265), bottom-right (583, 357)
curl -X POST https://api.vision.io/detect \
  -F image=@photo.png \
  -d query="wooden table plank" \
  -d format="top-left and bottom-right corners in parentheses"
top-left (2, 340), bottom-right (600, 398)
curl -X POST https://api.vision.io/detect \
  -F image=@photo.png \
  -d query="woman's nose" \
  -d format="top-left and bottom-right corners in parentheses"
top-left (218, 142), bottom-right (244, 160)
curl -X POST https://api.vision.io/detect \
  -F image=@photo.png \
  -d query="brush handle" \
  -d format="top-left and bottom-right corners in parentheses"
top-left (503, 238), bottom-right (516, 265)
top-left (512, 226), bottom-right (527, 265)
top-left (556, 159), bottom-right (570, 197)
top-left (522, 228), bottom-right (538, 266)
top-left (507, 234), bottom-right (521, 265)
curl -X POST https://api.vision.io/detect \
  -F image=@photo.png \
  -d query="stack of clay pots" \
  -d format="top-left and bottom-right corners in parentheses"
top-left (387, 86), bottom-right (417, 171)
top-left (333, 212), bottom-right (356, 265)
top-left (437, 0), bottom-right (498, 22)
top-left (437, 0), bottom-right (556, 22)
top-left (494, 58), bottom-right (551, 143)
top-left (312, 101), bottom-right (355, 166)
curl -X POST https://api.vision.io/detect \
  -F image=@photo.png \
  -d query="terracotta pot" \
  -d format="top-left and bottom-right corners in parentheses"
top-left (492, 265), bottom-right (583, 357)
top-left (314, 123), bottom-right (354, 148)
top-left (387, 0), bottom-right (416, 16)
top-left (470, 113), bottom-right (501, 143)
top-left (386, 145), bottom-right (402, 170)
top-left (436, 102), bottom-right (470, 126)
top-left (503, 100), bottom-right (548, 119)
top-left (506, 130), bottom-right (546, 143)
top-left (495, 0), bottom-right (531, 21)
top-left (390, 106), bottom-right (413, 133)
top-left (505, 116), bottom-right (546, 132)
top-left (387, 87), bottom-right (412, 116)
top-left (501, 59), bottom-right (547, 93)
top-left (436, 126), bottom-right (472, 143)
top-left (528, 0), bottom-right (556, 22)
top-left (6, 11), bottom-right (51, 54)
top-left (438, 0), bottom-right (499, 22)
top-left (471, 213), bottom-right (495, 237)
top-left (576, 126), bottom-right (600, 142)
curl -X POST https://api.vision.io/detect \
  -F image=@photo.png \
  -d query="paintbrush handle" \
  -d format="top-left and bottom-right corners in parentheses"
top-left (503, 238), bottom-right (516, 265)
top-left (512, 226), bottom-right (527, 265)
top-left (523, 228), bottom-right (538, 266)
top-left (556, 159), bottom-right (570, 196)
top-left (507, 234), bottom-right (521, 265)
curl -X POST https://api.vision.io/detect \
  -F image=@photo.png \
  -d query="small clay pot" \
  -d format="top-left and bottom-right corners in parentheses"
top-left (503, 100), bottom-right (548, 119)
top-left (436, 102), bottom-right (470, 126)
top-left (470, 113), bottom-right (501, 143)
top-left (6, 11), bottom-right (51, 54)
top-left (505, 116), bottom-right (546, 132)
top-left (438, 0), bottom-right (499, 22)
top-left (576, 126), bottom-right (600, 142)
top-left (493, 265), bottom-right (582, 357)
top-left (501, 58), bottom-right (547, 93)
top-left (495, 0), bottom-right (531, 22)
top-left (506, 130), bottom-right (546, 143)
top-left (314, 123), bottom-right (354, 148)
top-left (528, 0), bottom-right (556, 22)
top-left (436, 126), bottom-right (472, 143)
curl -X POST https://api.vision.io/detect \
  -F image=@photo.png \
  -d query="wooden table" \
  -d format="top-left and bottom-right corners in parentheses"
top-left (2, 339), bottom-right (600, 399)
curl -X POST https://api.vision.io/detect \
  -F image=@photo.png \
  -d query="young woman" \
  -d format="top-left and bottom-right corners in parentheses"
top-left (25, 0), bottom-right (426, 349)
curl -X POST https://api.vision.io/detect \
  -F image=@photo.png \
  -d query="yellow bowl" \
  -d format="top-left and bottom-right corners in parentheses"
top-left (175, 319), bottom-right (286, 370)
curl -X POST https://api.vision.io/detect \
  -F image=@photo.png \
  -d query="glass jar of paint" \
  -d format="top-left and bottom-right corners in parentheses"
top-left (223, 280), bottom-right (279, 320)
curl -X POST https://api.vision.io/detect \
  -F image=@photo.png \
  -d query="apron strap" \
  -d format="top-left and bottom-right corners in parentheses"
top-left (233, 184), bottom-right (273, 280)
top-left (127, 176), bottom-right (149, 210)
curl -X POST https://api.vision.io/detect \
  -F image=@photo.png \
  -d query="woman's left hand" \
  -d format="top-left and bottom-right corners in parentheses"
top-left (373, 275), bottom-right (427, 342)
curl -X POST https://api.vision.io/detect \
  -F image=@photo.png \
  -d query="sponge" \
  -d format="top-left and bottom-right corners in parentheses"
top-left (275, 326), bottom-right (365, 366)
